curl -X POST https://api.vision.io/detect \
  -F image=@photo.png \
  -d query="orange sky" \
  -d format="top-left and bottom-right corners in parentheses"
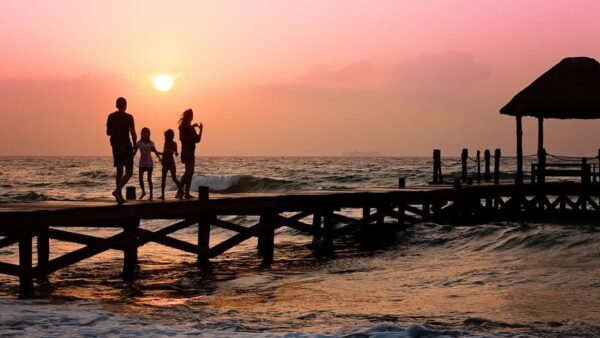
top-left (1, 0), bottom-right (600, 156)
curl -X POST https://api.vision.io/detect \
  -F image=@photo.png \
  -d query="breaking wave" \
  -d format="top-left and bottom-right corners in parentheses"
top-left (191, 174), bottom-right (296, 193)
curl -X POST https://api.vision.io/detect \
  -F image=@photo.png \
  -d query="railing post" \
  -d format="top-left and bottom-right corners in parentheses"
top-left (125, 186), bottom-right (136, 200)
top-left (398, 177), bottom-right (406, 188)
top-left (197, 187), bottom-right (211, 269)
top-left (461, 148), bottom-right (468, 183)
top-left (582, 158), bottom-right (591, 184)
top-left (433, 149), bottom-right (441, 184)
top-left (493, 149), bottom-right (501, 184)
top-left (476, 150), bottom-right (481, 183)
top-left (484, 149), bottom-right (491, 182)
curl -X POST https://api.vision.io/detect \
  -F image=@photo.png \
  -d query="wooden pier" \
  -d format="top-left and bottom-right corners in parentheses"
top-left (1, 181), bottom-right (600, 297)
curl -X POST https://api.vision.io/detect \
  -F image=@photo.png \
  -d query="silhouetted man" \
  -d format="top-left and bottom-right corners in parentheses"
top-left (106, 97), bottom-right (137, 203)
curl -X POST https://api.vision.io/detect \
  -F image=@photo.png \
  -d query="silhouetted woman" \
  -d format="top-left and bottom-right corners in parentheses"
top-left (177, 109), bottom-right (203, 199)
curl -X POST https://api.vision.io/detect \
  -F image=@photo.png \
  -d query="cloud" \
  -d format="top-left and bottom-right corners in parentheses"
top-left (387, 51), bottom-right (491, 95)
top-left (298, 61), bottom-right (376, 84)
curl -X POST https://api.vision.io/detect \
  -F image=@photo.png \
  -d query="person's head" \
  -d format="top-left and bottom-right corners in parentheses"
top-left (141, 127), bottom-right (151, 142)
top-left (116, 97), bottom-right (127, 111)
top-left (164, 129), bottom-right (175, 143)
top-left (179, 109), bottom-right (194, 127)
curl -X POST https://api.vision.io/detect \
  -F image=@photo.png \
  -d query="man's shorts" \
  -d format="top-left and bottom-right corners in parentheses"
top-left (112, 145), bottom-right (134, 167)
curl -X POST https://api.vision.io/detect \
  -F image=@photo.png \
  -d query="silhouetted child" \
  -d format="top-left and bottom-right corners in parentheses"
top-left (159, 129), bottom-right (182, 199)
top-left (134, 127), bottom-right (161, 200)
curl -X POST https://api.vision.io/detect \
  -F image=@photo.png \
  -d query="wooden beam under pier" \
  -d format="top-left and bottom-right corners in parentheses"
top-left (1, 183), bottom-right (600, 296)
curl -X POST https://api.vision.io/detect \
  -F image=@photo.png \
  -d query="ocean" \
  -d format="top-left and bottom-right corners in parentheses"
top-left (0, 156), bottom-right (599, 337)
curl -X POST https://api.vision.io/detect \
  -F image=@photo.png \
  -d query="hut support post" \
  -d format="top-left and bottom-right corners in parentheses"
top-left (516, 116), bottom-right (523, 184)
top-left (538, 149), bottom-right (546, 184)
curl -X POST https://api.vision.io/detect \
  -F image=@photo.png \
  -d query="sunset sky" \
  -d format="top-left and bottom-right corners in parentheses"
top-left (1, 0), bottom-right (600, 156)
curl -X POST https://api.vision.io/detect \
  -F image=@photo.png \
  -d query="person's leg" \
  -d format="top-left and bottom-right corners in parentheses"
top-left (148, 168), bottom-right (154, 200)
top-left (112, 165), bottom-right (125, 203)
top-left (114, 162), bottom-right (133, 203)
top-left (184, 160), bottom-right (195, 198)
top-left (160, 167), bottom-right (167, 199)
top-left (139, 168), bottom-right (146, 199)
top-left (170, 165), bottom-right (181, 192)
top-left (115, 165), bottom-right (123, 187)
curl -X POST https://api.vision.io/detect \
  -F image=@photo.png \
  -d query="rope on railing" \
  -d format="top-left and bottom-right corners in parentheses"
top-left (440, 159), bottom-right (462, 167)
top-left (546, 153), bottom-right (600, 161)
top-left (502, 154), bottom-right (537, 159)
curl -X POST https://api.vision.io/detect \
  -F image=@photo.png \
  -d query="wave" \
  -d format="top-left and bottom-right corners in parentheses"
top-left (404, 222), bottom-right (600, 261)
top-left (191, 174), bottom-right (295, 193)
top-left (0, 191), bottom-right (60, 203)
top-left (0, 300), bottom-right (492, 337)
top-left (78, 170), bottom-right (112, 180)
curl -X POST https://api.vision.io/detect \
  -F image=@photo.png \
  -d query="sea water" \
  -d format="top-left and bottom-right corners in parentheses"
top-left (0, 156), bottom-right (598, 337)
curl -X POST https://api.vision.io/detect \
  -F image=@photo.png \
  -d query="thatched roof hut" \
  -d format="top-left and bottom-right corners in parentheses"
top-left (500, 57), bottom-right (600, 183)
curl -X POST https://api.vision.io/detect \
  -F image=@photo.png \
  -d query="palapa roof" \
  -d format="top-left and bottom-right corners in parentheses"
top-left (500, 57), bottom-right (600, 119)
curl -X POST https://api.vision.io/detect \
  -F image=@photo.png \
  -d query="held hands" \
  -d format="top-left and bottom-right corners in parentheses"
top-left (193, 123), bottom-right (203, 129)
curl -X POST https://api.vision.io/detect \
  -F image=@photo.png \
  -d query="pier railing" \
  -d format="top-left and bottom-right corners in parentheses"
top-left (431, 148), bottom-right (600, 185)
top-left (432, 148), bottom-right (502, 184)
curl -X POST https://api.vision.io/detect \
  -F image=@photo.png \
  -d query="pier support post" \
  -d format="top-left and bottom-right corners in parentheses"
top-left (422, 203), bottom-right (430, 222)
top-left (312, 212), bottom-right (322, 245)
top-left (322, 210), bottom-right (334, 253)
top-left (461, 149), bottom-right (468, 183)
top-left (397, 203), bottom-right (406, 227)
top-left (197, 213), bottom-right (211, 269)
top-left (494, 149), bottom-right (501, 184)
top-left (197, 188), bottom-right (211, 269)
top-left (362, 207), bottom-right (370, 225)
top-left (398, 177), bottom-right (406, 188)
top-left (18, 233), bottom-right (33, 297)
top-left (37, 225), bottom-right (49, 281)
top-left (376, 205), bottom-right (385, 226)
top-left (122, 218), bottom-right (139, 283)
top-left (258, 212), bottom-right (276, 267)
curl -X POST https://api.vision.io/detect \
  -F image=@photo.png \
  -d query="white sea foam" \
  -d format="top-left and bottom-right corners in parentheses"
top-left (0, 300), bottom-right (486, 338)
top-left (190, 174), bottom-right (292, 193)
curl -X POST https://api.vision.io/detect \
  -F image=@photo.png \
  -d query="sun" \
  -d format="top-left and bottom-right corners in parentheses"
top-left (153, 74), bottom-right (173, 92)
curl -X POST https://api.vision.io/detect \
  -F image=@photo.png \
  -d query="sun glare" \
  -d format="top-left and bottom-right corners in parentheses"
top-left (153, 74), bottom-right (173, 92)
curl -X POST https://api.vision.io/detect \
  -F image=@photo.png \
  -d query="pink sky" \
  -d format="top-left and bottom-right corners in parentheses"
top-left (1, 0), bottom-right (600, 156)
